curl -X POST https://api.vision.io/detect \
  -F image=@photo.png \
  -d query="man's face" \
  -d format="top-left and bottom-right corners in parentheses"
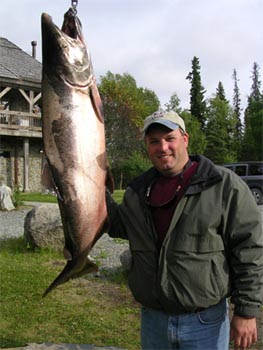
top-left (145, 125), bottom-right (189, 176)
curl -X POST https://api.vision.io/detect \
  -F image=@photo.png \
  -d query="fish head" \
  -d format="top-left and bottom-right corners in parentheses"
top-left (41, 9), bottom-right (93, 88)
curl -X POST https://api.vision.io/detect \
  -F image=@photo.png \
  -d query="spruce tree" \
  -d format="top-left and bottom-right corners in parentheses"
top-left (205, 94), bottom-right (237, 164)
top-left (216, 81), bottom-right (227, 101)
top-left (232, 69), bottom-right (243, 156)
top-left (250, 62), bottom-right (261, 100)
top-left (186, 56), bottom-right (206, 129)
top-left (242, 63), bottom-right (263, 160)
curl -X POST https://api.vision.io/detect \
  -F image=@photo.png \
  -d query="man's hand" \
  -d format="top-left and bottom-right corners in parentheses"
top-left (230, 315), bottom-right (257, 349)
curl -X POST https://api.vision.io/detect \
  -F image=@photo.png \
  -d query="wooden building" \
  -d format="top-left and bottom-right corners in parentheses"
top-left (0, 37), bottom-right (43, 192)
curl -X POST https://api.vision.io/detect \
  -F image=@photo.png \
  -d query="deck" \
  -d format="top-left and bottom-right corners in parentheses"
top-left (0, 110), bottom-right (42, 138)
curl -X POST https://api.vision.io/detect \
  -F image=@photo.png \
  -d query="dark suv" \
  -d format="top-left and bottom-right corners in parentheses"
top-left (223, 161), bottom-right (263, 205)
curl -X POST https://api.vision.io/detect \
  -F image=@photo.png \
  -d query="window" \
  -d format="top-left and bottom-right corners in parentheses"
top-left (248, 164), bottom-right (263, 176)
top-left (235, 165), bottom-right (247, 176)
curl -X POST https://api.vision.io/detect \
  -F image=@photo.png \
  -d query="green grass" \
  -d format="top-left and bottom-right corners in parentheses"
top-left (20, 190), bottom-right (125, 205)
top-left (1, 236), bottom-right (262, 350)
top-left (20, 192), bottom-right (58, 203)
top-left (0, 237), bottom-right (140, 349)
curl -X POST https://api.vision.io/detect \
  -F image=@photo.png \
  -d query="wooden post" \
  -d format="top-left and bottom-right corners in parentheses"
top-left (14, 142), bottom-right (19, 187)
top-left (23, 138), bottom-right (29, 191)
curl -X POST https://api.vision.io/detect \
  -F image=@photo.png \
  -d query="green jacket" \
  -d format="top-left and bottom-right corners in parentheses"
top-left (107, 155), bottom-right (263, 317)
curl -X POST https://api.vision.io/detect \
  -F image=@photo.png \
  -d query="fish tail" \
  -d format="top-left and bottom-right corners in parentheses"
top-left (42, 258), bottom-right (98, 298)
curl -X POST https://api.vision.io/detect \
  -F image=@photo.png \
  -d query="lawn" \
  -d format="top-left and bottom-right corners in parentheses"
top-left (0, 237), bottom-right (140, 349)
top-left (19, 190), bottom-right (125, 204)
top-left (1, 190), bottom-right (140, 349)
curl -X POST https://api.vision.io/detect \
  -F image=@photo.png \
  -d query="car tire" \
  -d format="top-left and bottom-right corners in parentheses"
top-left (251, 188), bottom-right (263, 205)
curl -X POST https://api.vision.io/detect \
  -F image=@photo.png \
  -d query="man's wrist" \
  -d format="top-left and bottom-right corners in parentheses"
top-left (233, 314), bottom-right (255, 319)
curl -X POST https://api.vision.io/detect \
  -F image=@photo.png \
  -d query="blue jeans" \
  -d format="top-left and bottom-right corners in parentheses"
top-left (141, 299), bottom-right (230, 350)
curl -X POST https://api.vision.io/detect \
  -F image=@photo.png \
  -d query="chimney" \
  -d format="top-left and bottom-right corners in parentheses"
top-left (31, 41), bottom-right (37, 58)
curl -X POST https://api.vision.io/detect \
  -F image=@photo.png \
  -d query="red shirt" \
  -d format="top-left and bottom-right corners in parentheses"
top-left (148, 161), bottom-right (198, 251)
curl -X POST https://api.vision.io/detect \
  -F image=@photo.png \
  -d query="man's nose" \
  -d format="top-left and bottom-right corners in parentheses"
top-left (159, 140), bottom-right (169, 151)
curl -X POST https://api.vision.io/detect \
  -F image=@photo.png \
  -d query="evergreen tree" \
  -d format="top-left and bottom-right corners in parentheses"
top-left (232, 69), bottom-right (243, 155)
top-left (216, 81), bottom-right (227, 101)
top-left (250, 62), bottom-right (261, 100)
top-left (242, 63), bottom-right (263, 160)
top-left (205, 95), bottom-right (237, 164)
top-left (186, 56), bottom-right (206, 129)
top-left (164, 93), bottom-right (206, 154)
top-left (181, 110), bottom-right (207, 155)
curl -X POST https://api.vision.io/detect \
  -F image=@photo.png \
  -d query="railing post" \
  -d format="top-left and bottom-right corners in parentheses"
top-left (23, 138), bottom-right (29, 191)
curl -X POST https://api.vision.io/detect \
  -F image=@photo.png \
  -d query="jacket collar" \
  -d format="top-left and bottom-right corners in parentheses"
top-left (129, 155), bottom-right (222, 200)
top-left (186, 155), bottom-right (222, 195)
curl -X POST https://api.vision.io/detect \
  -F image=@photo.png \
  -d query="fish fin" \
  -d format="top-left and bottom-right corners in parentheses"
top-left (41, 154), bottom-right (57, 195)
top-left (106, 163), bottom-right (115, 194)
top-left (90, 82), bottom-right (104, 123)
top-left (42, 258), bottom-right (98, 298)
top-left (71, 259), bottom-right (98, 279)
top-left (41, 154), bottom-right (63, 200)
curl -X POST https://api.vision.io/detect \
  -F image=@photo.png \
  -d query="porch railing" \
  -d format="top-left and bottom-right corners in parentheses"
top-left (0, 110), bottom-right (42, 131)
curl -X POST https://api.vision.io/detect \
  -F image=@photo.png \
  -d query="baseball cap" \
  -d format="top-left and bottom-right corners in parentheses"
top-left (142, 110), bottom-right (186, 136)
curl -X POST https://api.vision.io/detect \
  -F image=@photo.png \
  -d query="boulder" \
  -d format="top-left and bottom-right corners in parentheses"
top-left (24, 204), bottom-right (64, 250)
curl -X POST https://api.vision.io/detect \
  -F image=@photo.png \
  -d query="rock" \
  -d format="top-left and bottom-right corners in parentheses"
top-left (120, 249), bottom-right (132, 270)
top-left (24, 204), bottom-right (64, 250)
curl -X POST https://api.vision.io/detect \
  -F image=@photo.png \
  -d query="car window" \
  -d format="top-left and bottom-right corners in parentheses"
top-left (248, 164), bottom-right (263, 176)
top-left (225, 165), bottom-right (234, 171)
top-left (235, 165), bottom-right (247, 176)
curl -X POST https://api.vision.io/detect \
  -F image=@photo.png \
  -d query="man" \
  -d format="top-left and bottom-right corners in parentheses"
top-left (106, 110), bottom-right (263, 350)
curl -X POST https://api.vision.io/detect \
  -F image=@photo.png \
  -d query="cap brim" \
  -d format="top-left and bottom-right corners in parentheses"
top-left (143, 120), bottom-right (179, 136)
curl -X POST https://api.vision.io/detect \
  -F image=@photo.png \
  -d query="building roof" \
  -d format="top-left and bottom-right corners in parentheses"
top-left (0, 37), bottom-right (42, 89)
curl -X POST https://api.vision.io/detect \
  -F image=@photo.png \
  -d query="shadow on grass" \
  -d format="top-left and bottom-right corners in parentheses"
top-left (0, 337), bottom-right (27, 349)
top-left (0, 237), bottom-right (28, 253)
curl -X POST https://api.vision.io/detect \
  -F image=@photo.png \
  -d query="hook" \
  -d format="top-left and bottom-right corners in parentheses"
top-left (71, 0), bottom-right (78, 14)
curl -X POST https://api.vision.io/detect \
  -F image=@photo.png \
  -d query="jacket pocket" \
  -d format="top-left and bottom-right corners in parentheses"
top-left (163, 232), bottom-right (230, 309)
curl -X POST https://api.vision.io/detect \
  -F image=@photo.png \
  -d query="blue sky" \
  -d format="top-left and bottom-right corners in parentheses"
top-left (0, 0), bottom-right (262, 112)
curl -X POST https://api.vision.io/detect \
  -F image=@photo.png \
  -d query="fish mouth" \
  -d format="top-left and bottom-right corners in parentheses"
top-left (41, 10), bottom-right (93, 87)
top-left (42, 9), bottom-right (83, 43)
top-left (61, 8), bottom-right (85, 43)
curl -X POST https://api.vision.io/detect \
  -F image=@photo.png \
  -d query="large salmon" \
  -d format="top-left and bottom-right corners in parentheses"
top-left (41, 8), bottom-right (113, 297)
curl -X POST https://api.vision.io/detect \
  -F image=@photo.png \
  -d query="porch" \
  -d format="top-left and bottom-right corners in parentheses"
top-left (0, 110), bottom-right (42, 138)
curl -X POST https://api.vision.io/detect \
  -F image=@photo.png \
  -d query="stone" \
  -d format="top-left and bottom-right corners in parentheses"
top-left (24, 203), bottom-right (64, 250)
